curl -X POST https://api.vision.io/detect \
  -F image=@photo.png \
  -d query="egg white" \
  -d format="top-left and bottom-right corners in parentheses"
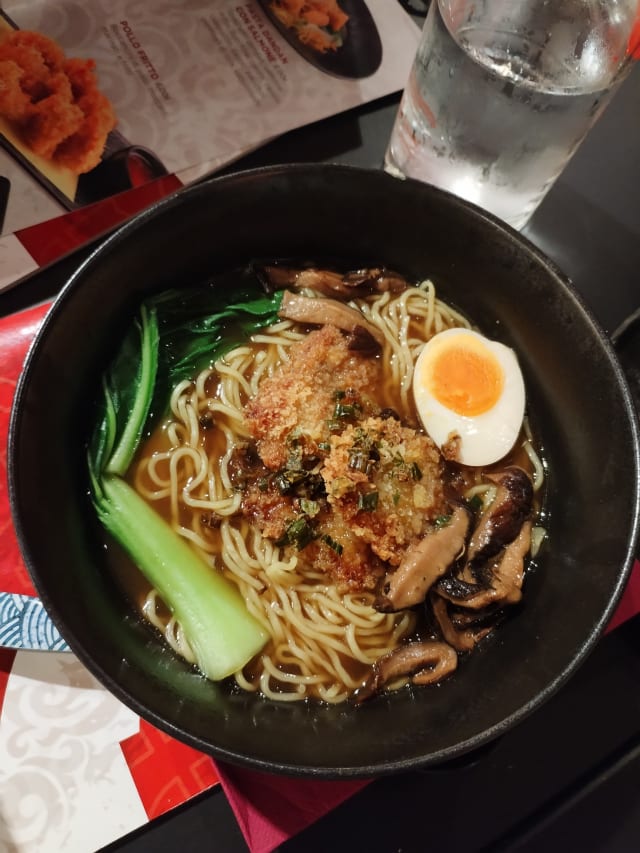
top-left (412, 328), bottom-right (526, 467)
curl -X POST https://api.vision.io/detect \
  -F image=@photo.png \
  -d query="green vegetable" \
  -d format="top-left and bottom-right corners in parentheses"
top-left (89, 307), bottom-right (159, 479)
top-left (149, 276), bottom-right (284, 403)
top-left (348, 449), bottom-right (369, 473)
top-left (95, 475), bottom-right (268, 680)
top-left (357, 491), bottom-right (379, 512)
top-left (276, 517), bottom-right (317, 550)
top-left (106, 305), bottom-right (159, 476)
top-left (320, 533), bottom-right (343, 556)
top-left (88, 273), bottom-right (280, 680)
top-left (299, 499), bottom-right (320, 518)
top-left (333, 398), bottom-right (362, 421)
top-left (272, 465), bottom-right (326, 499)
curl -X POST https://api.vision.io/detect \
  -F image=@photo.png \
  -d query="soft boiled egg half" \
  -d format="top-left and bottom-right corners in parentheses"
top-left (413, 328), bottom-right (526, 467)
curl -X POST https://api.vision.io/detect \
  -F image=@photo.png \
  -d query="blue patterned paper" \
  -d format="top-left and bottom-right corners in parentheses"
top-left (0, 592), bottom-right (69, 651)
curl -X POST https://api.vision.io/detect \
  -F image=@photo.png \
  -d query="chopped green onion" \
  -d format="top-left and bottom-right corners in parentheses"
top-left (286, 445), bottom-right (303, 471)
top-left (320, 534), bottom-right (344, 556)
top-left (358, 491), bottom-right (379, 512)
top-left (300, 498), bottom-right (320, 518)
top-left (276, 517), bottom-right (317, 550)
top-left (334, 401), bottom-right (361, 420)
top-left (273, 469), bottom-right (325, 499)
top-left (273, 469), bottom-right (308, 493)
top-left (348, 449), bottom-right (369, 472)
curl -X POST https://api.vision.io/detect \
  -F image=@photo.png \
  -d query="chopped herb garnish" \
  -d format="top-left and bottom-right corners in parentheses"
top-left (330, 389), bottom-right (363, 424)
top-left (411, 462), bottom-right (422, 481)
top-left (284, 429), bottom-right (304, 470)
top-left (300, 498), bottom-right (320, 518)
top-left (272, 469), bottom-right (326, 499)
top-left (320, 534), bottom-right (344, 555)
top-left (393, 490), bottom-right (401, 506)
top-left (358, 491), bottom-right (379, 512)
top-left (273, 469), bottom-right (307, 494)
top-left (334, 401), bottom-right (361, 420)
top-left (317, 441), bottom-right (331, 453)
top-left (276, 517), bottom-right (316, 550)
top-left (286, 444), bottom-right (303, 471)
top-left (348, 449), bottom-right (369, 472)
top-left (434, 514), bottom-right (452, 529)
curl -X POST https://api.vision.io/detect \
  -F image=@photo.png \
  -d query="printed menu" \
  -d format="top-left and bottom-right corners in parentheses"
top-left (0, 0), bottom-right (420, 235)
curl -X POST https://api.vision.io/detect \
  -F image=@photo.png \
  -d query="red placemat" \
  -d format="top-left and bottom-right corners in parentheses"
top-left (0, 302), bottom-right (48, 596)
top-left (15, 175), bottom-right (182, 268)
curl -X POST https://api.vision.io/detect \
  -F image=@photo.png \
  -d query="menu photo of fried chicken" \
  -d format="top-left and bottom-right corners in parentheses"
top-left (0, 14), bottom-right (167, 210)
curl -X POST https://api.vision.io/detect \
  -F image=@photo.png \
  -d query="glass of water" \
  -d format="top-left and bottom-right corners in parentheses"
top-left (385, 0), bottom-right (638, 230)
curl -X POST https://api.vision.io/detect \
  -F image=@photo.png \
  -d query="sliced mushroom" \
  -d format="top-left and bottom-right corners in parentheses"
top-left (258, 265), bottom-right (408, 298)
top-left (495, 519), bottom-right (532, 604)
top-left (436, 575), bottom-right (484, 601)
top-left (450, 605), bottom-right (505, 629)
top-left (277, 290), bottom-right (385, 351)
top-left (375, 505), bottom-right (472, 612)
top-left (356, 641), bottom-right (458, 702)
top-left (463, 521), bottom-right (532, 609)
top-left (431, 595), bottom-right (492, 652)
top-left (342, 268), bottom-right (409, 295)
top-left (437, 521), bottom-right (532, 610)
top-left (466, 466), bottom-right (533, 581)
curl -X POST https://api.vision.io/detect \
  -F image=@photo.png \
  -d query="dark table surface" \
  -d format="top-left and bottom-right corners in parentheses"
top-left (2, 13), bottom-right (640, 853)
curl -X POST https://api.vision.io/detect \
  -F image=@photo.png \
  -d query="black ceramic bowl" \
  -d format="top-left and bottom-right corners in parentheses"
top-left (8, 165), bottom-right (640, 778)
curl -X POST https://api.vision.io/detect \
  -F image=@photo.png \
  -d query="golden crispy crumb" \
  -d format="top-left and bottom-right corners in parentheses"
top-left (239, 326), bottom-right (450, 591)
top-left (244, 324), bottom-right (380, 470)
top-left (322, 416), bottom-right (445, 565)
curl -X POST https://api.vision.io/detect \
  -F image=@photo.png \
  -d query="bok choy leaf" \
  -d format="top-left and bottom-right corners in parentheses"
top-left (148, 275), bottom-right (284, 405)
top-left (87, 275), bottom-right (282, 680)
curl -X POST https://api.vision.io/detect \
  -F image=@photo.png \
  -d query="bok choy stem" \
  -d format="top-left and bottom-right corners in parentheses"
top-left (96, 476), bottom-right (267, 680)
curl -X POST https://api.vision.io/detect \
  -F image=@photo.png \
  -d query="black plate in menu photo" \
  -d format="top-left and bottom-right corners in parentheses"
top-left (258, 0), bottom-right (383, 79)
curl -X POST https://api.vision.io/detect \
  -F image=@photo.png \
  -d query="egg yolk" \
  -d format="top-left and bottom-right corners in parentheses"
top-left (425, 338), bottom-right (505, 417)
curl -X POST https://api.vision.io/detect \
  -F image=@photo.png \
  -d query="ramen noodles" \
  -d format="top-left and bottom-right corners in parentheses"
top-left (100, 266), bottom-right (546, 704)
